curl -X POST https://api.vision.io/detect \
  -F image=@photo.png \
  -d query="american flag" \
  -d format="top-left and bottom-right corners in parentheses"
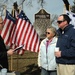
top-left (12, 10), bottom-right (40, 54)
top-left (1, 10), bottom-right (16, 47)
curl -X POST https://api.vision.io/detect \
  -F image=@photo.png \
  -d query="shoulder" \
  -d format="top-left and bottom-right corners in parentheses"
top-left (41, 38), bottom-right (46, 44)
top-left (70, 26), bottom-right (75, 33)
top-left (53, 37), bottom-right (58, 41)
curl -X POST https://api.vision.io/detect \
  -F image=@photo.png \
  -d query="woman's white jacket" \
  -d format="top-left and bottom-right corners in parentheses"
top-left (38, 37), bottom-right (57, 70)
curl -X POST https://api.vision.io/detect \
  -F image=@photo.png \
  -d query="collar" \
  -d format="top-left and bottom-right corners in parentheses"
top-left (57, 24), bottom-right (74, 34)
top-left (43, 37), bottom-right (57, 44)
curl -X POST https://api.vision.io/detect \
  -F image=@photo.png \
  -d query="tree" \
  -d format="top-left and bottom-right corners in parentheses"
top-left (21, 0), bottom-right (46, 9)
top-left (0, 0), bottom-right (8, 16)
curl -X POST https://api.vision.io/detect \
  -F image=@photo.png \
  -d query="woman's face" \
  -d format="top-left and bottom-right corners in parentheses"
top-left (46, 28), bottom-right (55, 40)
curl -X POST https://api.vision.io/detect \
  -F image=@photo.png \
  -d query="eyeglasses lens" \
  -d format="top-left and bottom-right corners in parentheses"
top-left (46, 32), bottom-right (50, 34)
top-left (57, 20), bottom-right (64, 24)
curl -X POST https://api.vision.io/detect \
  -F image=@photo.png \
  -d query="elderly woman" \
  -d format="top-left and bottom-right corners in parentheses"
top-left (38, 26), bottom-right (57, 75)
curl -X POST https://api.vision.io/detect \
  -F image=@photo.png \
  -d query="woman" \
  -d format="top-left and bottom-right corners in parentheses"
top-left (38, 26), bottom-right (57, 75)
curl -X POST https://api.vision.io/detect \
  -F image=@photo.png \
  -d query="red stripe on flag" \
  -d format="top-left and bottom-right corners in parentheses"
top-left (1, 10), bottom-right (16, 47)
top-left (2, 20), bottom-right (11, 39)
top-left (1, 19), bottom-right (15, 46)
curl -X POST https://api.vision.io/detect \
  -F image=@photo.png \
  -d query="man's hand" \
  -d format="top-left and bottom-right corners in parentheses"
top-left (55, 51), bottom-right (61, 57)
top-left (7, 49), bottom-right (14, 55)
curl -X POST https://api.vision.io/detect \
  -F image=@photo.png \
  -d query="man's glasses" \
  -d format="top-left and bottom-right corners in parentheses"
top-left (57, 20), bottom-right (65, 24)
top-left (46, 32), bottom-right (50, 34)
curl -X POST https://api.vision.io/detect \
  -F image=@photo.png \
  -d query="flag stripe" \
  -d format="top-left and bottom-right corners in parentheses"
top-left (5, 22), bottom-right (14, 45)
top-left (25, 23), bottom-right (32, 50)
top-left (1, 20), bottom-right (11, 39)
top-left (16, 19), bottom-right (23, 46)
top-left (17, 20), bottom-right (26, 46)
top-left (12, 19), bottom-right (22, 46)
top-left (22, 22), bottom-right (30, 48)
top-left (19, 21), bottom-right (27, 45)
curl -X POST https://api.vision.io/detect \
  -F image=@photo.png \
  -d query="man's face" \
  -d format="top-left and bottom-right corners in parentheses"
top-left (57, 16), bottom-right (67, 29)
top-left (0, 17), bottom-right (4, 30)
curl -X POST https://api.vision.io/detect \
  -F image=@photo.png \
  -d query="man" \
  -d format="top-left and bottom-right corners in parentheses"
top-left (55, 14), bottom-right (75, 75)
top-left (0, 16), bottom-right (14, 70)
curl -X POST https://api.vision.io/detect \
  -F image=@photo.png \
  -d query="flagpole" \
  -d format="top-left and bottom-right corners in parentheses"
top-left (10, 6), bottom-right (15, 71)
top-left (69, 5), bottom-right (71, 11)
top-left (12, 6), bottom-right (15, 17)
top-left (63, 4), bottom-right (66, 14)
top-left (3, 5), bottom-right (6, 16)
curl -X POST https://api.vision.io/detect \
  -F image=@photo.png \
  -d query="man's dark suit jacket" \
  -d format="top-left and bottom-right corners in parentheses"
top-left (0, 36), bottom-right (8, 69)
